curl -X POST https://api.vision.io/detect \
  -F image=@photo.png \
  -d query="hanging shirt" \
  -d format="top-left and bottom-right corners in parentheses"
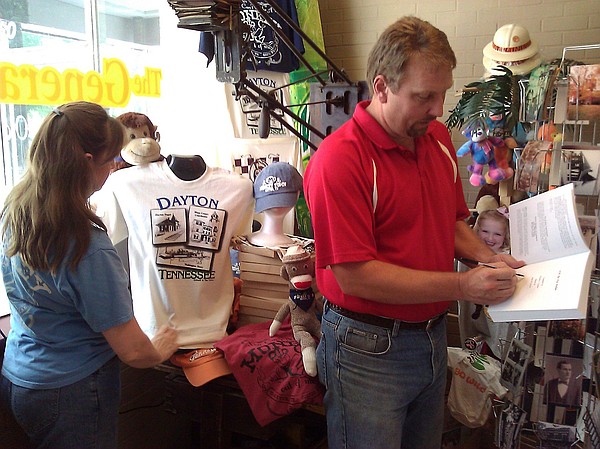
top-left (199, 0), bottom-right (305, 73)
top-left (447, 347), bottom-right (508, 428)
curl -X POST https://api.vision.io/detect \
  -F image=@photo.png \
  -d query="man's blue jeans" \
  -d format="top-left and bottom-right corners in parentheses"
top-left (317, 302), bottom-right (447, 449)
top-left (0, 356), bottom-right (121, 449)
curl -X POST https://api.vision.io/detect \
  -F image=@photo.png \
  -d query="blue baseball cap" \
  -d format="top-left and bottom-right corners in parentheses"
top-left (253, 162), bottom-right (303, 213)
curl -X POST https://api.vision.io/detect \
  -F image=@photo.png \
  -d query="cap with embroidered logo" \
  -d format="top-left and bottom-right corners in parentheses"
top-left (253, 162), bottom-right (303, 214)
top-left (170, 347), bottom-right (231, 387)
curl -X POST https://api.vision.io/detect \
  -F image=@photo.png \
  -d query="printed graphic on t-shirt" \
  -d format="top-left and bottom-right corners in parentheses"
top-left (233, 153), bottom-right (280, 181)
top-left (240, 0), bottom-right (303, 73)
top-left (152, 206), bottom-right (228, 272)
top-left (188, 206), bottom-right (226, 250)
top-left (235, 88), bottom-right (287, 135)
top-left (152, 208), bottom-right (187, 245)
top-left (156, 245), bottom-right (213, 271)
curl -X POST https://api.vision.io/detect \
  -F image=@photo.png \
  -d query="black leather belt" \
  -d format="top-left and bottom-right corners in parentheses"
top-left (328, 303), bottom-right (446, 331)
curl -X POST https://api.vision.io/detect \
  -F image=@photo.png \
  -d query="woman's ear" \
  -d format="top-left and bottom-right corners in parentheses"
top-left (84, 153), bottom-right (93, 162)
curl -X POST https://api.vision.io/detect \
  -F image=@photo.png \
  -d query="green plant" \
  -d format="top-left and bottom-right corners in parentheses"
top-left (446, 66), bottom-right (521, 134)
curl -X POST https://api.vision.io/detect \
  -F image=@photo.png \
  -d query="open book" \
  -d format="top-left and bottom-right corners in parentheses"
top-left (487, 183), bottom-right (595, 322)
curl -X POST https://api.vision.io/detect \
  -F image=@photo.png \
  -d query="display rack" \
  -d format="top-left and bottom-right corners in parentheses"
top-left (166, 0), bottom-right (361, 151)
top-left (492, 44), bottom-right (600, 449)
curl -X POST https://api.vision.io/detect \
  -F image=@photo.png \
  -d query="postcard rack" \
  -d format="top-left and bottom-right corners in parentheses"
top-left (488, 45), bottom-right (600, 449)
top-left (509, 44), bottom-right (599, 199)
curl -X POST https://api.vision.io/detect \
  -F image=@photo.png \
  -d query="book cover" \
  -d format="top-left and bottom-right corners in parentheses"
top-left (487, 184), bottom-right (593, 322)
top-left (233, 235), bottom-right (283, 258)
top-left (241, 280), bottom-right (290, 294)
top-left (241, 286), bottom-right (289, 300)
top-left (238, 251), bottom-right (282, 265)
top-left (239, 305), bottom-right (279, 320)
top-left (240, 270), bottom-right (289, 285)
top-left (240, 261), bottom-right (283, 276)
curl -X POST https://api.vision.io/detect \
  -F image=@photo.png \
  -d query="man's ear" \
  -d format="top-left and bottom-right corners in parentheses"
top-left (372, 75), bottom-right (389, 103)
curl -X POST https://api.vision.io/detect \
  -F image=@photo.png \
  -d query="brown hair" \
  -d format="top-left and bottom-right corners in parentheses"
top-left (1, 101), bottom-right (125, 273)
top-left (366, 16), bottom-right (457, 95)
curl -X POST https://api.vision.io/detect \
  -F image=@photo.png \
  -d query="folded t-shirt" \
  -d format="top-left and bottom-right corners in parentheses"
top-left (215, 318), bottom-right (324, 426)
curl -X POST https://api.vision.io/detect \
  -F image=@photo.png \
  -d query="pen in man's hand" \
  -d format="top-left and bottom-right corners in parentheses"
top-left (458, 258), bottom-right (524, 278)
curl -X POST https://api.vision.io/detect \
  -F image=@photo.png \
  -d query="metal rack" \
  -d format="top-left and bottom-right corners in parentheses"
top-left (490, 44), bottom-right (600, 449)
top-left (167, 0), bottom-right (362, 151)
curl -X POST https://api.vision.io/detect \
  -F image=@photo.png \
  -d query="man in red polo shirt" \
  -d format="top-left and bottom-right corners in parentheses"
top-left (304, 16), bottom-right (524, 449)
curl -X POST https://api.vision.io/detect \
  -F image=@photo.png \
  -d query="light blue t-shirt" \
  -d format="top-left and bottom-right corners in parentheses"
top-left (1, 226), bottom-right (134, 389)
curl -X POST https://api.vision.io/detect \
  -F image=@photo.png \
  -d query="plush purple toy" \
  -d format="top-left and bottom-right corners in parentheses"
top-left (457, 118), bottom-right (511, 187)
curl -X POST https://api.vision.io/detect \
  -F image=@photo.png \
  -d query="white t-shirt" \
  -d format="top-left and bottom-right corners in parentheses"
top-left (93, 160), bottom-right (254, 347)
top-left (447, 347), bottom-right (508, 428)
top-left (224, 71), bottom-right (293, 139)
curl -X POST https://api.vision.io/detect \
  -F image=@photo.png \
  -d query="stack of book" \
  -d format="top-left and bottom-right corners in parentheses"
top-left (166, 0), bottom-right (240, 31)
top-left (235, 241), bottom-right (286, 326)
top-left (233, 236), bottom-right (317, 327)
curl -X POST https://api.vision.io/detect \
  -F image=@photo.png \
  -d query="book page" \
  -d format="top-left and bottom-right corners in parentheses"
top-left (509, 184), bottom-right (588, 264)
top-left (487, 251), bottom-right (593, 322)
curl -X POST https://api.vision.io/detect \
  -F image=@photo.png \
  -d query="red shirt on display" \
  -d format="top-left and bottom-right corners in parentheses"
top-left (304, 100), bottom-right (469, 321)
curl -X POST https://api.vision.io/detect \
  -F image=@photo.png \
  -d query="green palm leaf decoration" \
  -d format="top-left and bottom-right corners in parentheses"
top-left (446, 66), bottom-right (521, 134)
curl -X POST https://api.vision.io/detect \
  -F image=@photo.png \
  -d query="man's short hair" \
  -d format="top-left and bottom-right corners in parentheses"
top-left (557, 360), bottom-right (572, 369)
top-left (366, 16), bottom-right (457, 95)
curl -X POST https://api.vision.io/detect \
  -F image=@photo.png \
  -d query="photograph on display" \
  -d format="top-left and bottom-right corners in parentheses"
top-left (496, 402), bottom-right (527, 449)
top-left (535, 421), bottom-right (578, 448)
top-left (583, 396), bottom-right (600, 447)
top-left (594, 351), bottom-right (600, 398)
top-left (567, 64), bottom-right (600, 121)
top-left (547, 320), bottom-right (586, 341)
top-left (559, 150), bottom-right (600, 197)
top-left (514, 140), bottom-right (552, 194)
top-left (501, 338), bottom-right (533, 396)
top-left (543, 354), bottom-right (583, 408)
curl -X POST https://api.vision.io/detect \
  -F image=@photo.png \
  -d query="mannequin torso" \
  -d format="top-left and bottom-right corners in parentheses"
top-left (167, 154), bottom-right (206, 181)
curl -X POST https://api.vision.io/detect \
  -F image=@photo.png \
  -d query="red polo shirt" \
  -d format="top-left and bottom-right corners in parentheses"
top-left (304, 100), bottom-right (470, 321)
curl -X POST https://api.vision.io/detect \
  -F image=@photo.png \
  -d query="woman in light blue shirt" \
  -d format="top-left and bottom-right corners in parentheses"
top-left (0, 102), bottom-right (179, 449)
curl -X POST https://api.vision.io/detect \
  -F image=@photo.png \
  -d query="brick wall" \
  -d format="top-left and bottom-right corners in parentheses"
top-left (317, 0), bottom-right (600, 205)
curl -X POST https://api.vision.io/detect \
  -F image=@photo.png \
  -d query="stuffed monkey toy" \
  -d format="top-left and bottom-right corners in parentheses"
top-left (116, 112), bottom-right (162, 169)
top-left (269, 245), bottom-right (321, 377)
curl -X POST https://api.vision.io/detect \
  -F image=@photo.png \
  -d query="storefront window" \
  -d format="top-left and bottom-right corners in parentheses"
top-left (0, 0), bottom-right (160, 189)
top-left (0, 0), bottom-right (161, 315)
